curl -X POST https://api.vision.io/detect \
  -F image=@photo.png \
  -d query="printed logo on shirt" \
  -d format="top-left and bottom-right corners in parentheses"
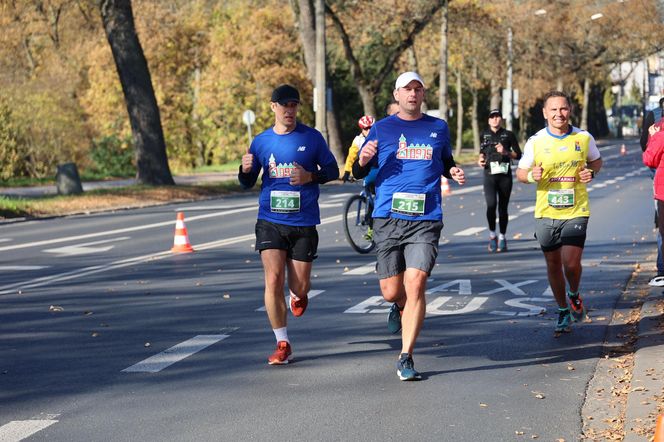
top-left (575, 141), bottom-right (581, 151)
top-left (268, 153), bottom-right (295, 178)
top-left (396, 134), bottom-right (433, 160)
top-left (297, 146), bottom-right (307, 152)
top-left (430, 132), bottom-right (437, 138)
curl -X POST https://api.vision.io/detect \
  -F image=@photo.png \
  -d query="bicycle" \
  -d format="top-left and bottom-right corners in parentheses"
top-left (343, 181), bottom-right (375, 254)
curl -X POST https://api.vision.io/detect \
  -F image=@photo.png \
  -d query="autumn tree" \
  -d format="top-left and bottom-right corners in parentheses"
top-left (98, 0), bottom-right (174, 185)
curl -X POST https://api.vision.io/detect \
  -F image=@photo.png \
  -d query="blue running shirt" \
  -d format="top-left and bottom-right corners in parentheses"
top-left (361, 114), bottom-right (452, 221)
top-left (244, 123), bottom-right (337, 226)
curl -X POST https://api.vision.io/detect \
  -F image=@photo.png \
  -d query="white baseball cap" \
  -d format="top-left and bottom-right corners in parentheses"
top-left (395, 71), bottom-right (425, 90)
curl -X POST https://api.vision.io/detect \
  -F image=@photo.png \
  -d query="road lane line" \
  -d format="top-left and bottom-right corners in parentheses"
top-left (326, 193), bottom-right (356, 200)
top-left (0, 214), bottom-right (344, 295)
top-left (343, 262), bottom-right (376, 275)
top-left (454, 227), bottom-right (486, 236)
top-left (0, 419), bottom-right (58, 441)
top-left (122, 335), bottom-right (230, 373)
top-left (0, 206), bottom-right (259, 252)
top-left (0, 266), bottom-right (48, 271)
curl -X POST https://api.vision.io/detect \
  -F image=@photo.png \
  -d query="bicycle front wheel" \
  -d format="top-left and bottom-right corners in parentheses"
top-left (343, 194), bottom-right (376, 254)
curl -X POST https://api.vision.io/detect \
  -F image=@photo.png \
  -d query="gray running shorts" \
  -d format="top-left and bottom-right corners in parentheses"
top-left (372, 217), bottom-right (443, 279)
top-left (534, 217), bottom-right (588, 252)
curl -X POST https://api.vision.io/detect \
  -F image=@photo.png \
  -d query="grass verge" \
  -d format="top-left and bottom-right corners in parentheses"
top-left (0, 181), bottom-right (244, 220)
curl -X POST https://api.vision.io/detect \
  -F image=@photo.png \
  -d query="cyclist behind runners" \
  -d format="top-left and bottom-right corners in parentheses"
top-left (516, 90), bottom-right (602, 334)
top-left (477, 109), bottom-right (522, 252)
top-left (342, 115), bottom-right (375, 183)
top-left (238, 84), bottom-right (339, 364)
top-left (353, 71), bottom-right (466, 380)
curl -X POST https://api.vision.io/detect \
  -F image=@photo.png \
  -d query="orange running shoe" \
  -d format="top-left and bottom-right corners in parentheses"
top-left (267, 341), bottom-right (292, 365)
top-left (290, 293), bottom-right (308, 317)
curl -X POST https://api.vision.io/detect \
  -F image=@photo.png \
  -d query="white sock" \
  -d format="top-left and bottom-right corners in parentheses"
top-left (289, 290), bottom-right (301, 301)
top-left (273, 327), bottom-right (289, 343)
top-left (498, 233), bottom-right (505, 240)
top-left (489, 231), bottom-right (496, 239)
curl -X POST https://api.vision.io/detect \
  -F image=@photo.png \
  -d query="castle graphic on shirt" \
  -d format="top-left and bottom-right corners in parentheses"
top-left (268, 153), bottom-right (295, 178)
top-left (396, 134), bottom-right (433, 160)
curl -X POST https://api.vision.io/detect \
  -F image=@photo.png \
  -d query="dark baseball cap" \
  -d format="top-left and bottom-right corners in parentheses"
top-left (489, 109), bottom-right (502, 117)
top-left (271, 84), bottom-right (300, 105)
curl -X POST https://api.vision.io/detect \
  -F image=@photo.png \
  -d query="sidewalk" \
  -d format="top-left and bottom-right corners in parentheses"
top-left (0, 171), bottom-right (239, 198)
top-left (624, 269), bottom-right (664, 441)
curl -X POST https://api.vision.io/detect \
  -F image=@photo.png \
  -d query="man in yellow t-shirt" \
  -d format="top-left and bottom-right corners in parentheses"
top-left (517, 90), bottom-right (602, 334)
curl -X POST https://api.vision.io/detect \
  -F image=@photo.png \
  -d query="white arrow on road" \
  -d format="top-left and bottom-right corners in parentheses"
top-left (43, 237), bottom-right (130, 257)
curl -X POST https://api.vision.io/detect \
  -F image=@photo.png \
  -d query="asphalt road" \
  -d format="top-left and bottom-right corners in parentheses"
top-left (0, 140), bottom-right (656, 441)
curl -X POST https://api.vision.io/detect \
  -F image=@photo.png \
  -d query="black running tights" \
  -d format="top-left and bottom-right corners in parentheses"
top-left (483, 172), bottom-right (513, 234)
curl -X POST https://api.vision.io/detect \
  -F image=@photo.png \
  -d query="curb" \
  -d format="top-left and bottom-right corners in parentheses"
top-left (624, 284), bottom-right (664, 441)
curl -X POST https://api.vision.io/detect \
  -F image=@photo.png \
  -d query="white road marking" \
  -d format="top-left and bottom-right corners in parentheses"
top-left (326, 193), bottom-right (356, 200)
top-left (0, 419), bottom-right (58, 441)
top-left (345, 295), bottom-right (488, 316)
top-left (454, 227), bottom-right (486, 236)
top-left (0, 214), bottom-right (343, 295)
top-left (0, 239), bottom-right (10, 243)
top-left (344, 296), bottom-right (387, 313)
top-left (0, 266), bottom-right (48, 271)
top-left (256, 290), bottom-right (324, 312)
top-left (318, 202), bottom-right (343, 208)
top-left (426, 296), bottom-right (488, 315)
top-left (176, 205), bottom-right (255, 211)
top-left (444, 184), bottom-right (483, 196)
top-left (0, 206), bottom-right (259, 253)
top-left (519, 206), bottom-right (536, 213)
top-left (343, 262), bottom-right (376, 276)
top-left (122, 335), bottom-right (230, 373)
top-left (43, 237), bottom-right (130, 257)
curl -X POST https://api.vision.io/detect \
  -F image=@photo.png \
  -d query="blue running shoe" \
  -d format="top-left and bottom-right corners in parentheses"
top-left (387, 303), bottom-right (403, 334)
top-left (497, 238), bottom-right (507, 252)
top-left (396, 353), bottom-right (421, 381)
top-left (488, 237), bottom-right (497, 252)
top-left (555, 308), bottom-right (572, 334)
top-left (567, 292), bottom-right (586, 322)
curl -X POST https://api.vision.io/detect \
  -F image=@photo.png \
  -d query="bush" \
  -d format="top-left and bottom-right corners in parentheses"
top-left (89, 136), bottom-right (135, 177)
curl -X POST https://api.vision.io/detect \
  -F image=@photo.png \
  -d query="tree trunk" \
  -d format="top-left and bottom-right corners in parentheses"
top-left (293, 0), bottom-right (343, 161)
top-left (490, 77), bottom-right (501, 111)
top-left (580, 76), bottom-right (590, 131)
top-left (471, 65), bottom-right (480, 154)
top-left (438, 3), bottom-right (448, 120)
top-left (455, 71), bottom-right (463, 156)
top-left (407, 47), bottom-right (427, 113)
top-left (99, 0), bottom-right (174, 185)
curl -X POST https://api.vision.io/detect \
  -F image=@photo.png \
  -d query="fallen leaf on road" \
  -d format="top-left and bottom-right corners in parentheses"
top-left (91, 332), bottom-right (99, 337)
top-left (479, 403), bottom-right (488, 407)
top-left (144, 342), bottom-right (151, 347)
top-left (222, 294), bottom-right (231, 299)
top-left (49, 305), bottom-right (64, 312)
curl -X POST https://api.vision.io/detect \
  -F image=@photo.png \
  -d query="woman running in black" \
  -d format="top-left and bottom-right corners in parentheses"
top-left (477, 109), bottom-right (521, 252)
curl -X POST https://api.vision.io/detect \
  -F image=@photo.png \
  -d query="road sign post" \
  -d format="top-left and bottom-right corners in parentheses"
top-left (242, 110), bottom-right (256, 145)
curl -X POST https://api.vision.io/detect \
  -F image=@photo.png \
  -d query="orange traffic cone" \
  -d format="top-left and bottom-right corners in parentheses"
top-left (171, 212), bottom-right (194, 253)
top-left (655, 414), bottom-right (664, 442)
top-left (441, 176), bottom-right (452, 196)
top-left (620, 144), bottom-right (627, 156)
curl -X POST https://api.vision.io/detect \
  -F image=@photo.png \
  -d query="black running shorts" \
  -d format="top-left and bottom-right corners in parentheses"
top-left (255, 219), bottom-right (318, 262)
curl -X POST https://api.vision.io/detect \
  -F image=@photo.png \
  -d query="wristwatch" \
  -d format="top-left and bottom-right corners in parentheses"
top-left (589, 169), bottom-right (595, 179)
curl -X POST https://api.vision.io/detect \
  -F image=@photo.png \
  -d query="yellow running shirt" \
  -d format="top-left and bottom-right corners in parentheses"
top-left (518, 126), bottom-right (601, 219)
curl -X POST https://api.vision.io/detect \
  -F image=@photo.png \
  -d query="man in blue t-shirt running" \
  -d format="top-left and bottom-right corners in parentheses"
top-left (239, 84), bottom-right (339, 365)
top-left (353, 72), bottom-right (466, 381)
